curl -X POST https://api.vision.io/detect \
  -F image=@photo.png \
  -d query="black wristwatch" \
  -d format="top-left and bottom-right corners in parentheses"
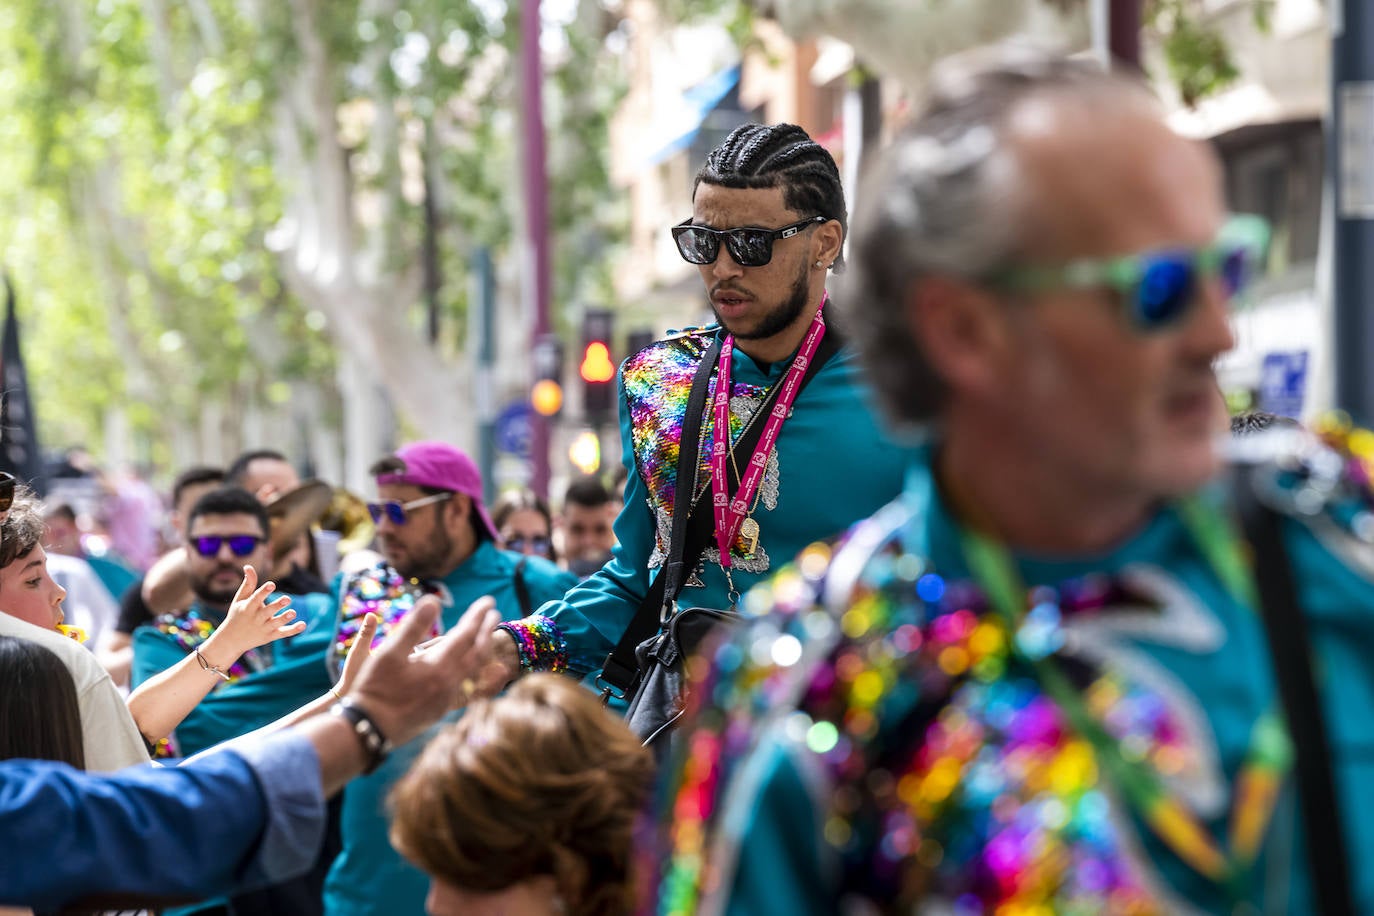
top-left (331, 698), bottom-right (393, 775)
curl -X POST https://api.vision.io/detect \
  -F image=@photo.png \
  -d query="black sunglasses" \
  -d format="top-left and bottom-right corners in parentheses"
top-left (192, 535), bottom-right (263, 558)
top-left (0, 472), bottom-right (14, 514)
top-left (672, 215), bottom-right (827, 268)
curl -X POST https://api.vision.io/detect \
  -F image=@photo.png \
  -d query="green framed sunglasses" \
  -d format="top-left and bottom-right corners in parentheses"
top-left (986, 214), bottom-right (1271, 332)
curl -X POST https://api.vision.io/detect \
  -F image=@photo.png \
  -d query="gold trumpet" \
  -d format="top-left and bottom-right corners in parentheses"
top-left (318, 486), bottom-right (376, 556)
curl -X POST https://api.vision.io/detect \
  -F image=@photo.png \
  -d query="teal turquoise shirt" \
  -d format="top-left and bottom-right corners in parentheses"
top-left (524, 326), bottom-right (916, 679)
top-left (130, 592), bottom-right (337, 757)
top-left (323, 541), bottom-right (576, 916)
top-left (645, 439), bottom-right (1374, 914)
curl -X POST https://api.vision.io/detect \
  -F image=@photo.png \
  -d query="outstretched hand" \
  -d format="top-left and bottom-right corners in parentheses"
top-left (215, 565), bottom-right (307, 657)
top-left (349, 595), bottom-right (499, 748)
top-left (336, 612), bottom-right (378, 695)
top-left (127, 565), bottom-right (309, 745)
top-left (409, 596), bottom-right (511, 699)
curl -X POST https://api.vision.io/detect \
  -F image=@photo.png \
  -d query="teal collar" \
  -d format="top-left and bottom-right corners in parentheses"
top-left (434, 539), bottom-right (514, 591)
top-left (899, 443), bottom-right (1226, 579)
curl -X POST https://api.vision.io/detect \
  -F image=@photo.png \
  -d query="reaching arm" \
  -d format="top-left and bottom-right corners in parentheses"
top-left (125, 565), bottom-right (306, 743)
top-left (141, 546), bottom-right (195, 617)
top-left (242, 612), bottom-right (378, 735)
top-left (302, 594), bottom-right (498, 793)
top-left (493, 376), bottom-right (661, 684)
top-left (0, 736), bottom-right (311, 910)
top-left (2, 595), bottom-right (498, 912)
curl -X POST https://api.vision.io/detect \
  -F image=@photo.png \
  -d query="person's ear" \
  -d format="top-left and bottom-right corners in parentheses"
top-left (905, 275), bottom-right (1016, 403)
top-left (812, 220), bottom-right (843, 269)
top-left (446, 493), bottom-right (471, 533)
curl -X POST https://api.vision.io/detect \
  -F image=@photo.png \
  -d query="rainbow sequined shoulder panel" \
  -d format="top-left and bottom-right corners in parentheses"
top-left (622, 331), bottom-right (712, 517)
top-left (643, 511), bottom-right (1230, 915)
top-left (622, 329), bottom-right (769, 539)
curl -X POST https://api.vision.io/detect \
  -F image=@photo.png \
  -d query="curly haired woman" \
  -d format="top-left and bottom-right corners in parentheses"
top-left (390, 675), bottom-right (653, 916)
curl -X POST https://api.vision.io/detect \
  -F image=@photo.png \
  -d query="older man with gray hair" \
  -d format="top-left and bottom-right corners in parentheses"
top-left (643, 45), bottom-right (1374, 914)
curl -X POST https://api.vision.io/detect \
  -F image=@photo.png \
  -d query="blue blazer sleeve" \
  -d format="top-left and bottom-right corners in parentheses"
top-left (0, 733), bottom-right (324, 911)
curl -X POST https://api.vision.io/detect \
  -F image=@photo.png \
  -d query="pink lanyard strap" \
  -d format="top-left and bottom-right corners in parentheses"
top-left (710, 295), bottom-right (828, 569)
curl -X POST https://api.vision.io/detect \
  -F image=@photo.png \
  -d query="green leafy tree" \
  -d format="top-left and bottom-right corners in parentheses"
top-left (1146, 0), bottom-right (1275, 106)
top-left (0, 0), bottom-right (628, 478)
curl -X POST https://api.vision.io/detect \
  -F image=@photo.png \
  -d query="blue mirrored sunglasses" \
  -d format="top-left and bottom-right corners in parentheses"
top-left (367, 492), bottom-right (453, 525)
top-left (192, 535), bottom-right (262, 558)
top-left (987, 214), bottom-right (1271, 332)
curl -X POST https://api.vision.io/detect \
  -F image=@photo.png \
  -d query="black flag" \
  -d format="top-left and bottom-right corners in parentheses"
top-left (0, 275), bottom-right (43, 496)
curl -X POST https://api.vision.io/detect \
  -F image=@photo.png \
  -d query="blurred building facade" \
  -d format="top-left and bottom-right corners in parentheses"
top-left (608, 0), bottom-right (1331, 420)
top-left (1165, 0), bottom-right (1329, 418)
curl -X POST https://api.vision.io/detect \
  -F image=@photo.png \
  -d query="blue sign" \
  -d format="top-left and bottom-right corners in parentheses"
top-left (495, 402), bottom-right (533, 457)
top-left (1258, 351), bottom-right (1308, 418)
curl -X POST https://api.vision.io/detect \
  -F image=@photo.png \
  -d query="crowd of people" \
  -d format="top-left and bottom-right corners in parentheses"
top-left (4, 42), bottom-right (1374, 916)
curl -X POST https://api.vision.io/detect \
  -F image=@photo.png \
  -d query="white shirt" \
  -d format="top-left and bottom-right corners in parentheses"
top-left (0, 613), bottom-right (150, 771)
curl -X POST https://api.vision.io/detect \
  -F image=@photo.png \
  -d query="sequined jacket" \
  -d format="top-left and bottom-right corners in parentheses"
top-left (642, 426), bottom-right (1374, 915)
top-left (522, 324), bottom-right (915, 678)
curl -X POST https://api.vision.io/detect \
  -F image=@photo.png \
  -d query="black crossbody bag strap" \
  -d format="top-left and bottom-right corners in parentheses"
top-left (598, 328), bottom-right (843, 698)
top-left (597, 335), bottom-right (721, 697)
top-left (1232, 466), bottom-right (1354, 916)
top-left (513, 556), bottom-right (532, 617)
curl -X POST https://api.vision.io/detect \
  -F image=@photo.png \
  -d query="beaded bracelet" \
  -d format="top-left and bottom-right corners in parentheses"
top-left (496, 615), bottom-right (568, 674)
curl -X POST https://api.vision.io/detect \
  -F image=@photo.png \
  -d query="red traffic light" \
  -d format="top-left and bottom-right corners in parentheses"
top-left (579, 342), bottom-right (615, 383)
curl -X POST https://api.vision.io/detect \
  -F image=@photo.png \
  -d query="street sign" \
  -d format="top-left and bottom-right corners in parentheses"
top-left (495, 401), bottom-right (534, 457)
top-left (1258, 351), bottom-right (1308, 419)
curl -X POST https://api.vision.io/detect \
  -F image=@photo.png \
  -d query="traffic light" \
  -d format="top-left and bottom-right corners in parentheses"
top-left (626, 328), bottom-right (656, 357)
top-left (531, 334), bottom-right (564, 418)
top-left (580, 308), bottom-right (615, 423)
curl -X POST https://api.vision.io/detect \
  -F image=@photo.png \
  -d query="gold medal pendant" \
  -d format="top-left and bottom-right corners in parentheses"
top-left (739, 516), bottom-right (760, 557)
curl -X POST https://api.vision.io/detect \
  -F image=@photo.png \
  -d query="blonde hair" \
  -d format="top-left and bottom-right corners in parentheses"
top-left (390, 675), bottom-right (653, 915)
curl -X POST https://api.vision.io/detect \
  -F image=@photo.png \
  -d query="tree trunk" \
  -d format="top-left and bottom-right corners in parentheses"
top-left (270, 0), bottom-right (474, 452)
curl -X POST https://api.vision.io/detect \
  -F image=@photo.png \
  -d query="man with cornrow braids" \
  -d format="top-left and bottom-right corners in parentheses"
top-left (490, 123), bottom-right (914, 720)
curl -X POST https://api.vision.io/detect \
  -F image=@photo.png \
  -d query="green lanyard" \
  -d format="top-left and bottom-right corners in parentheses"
top-left (961, 495), bottom-right (1294, 895)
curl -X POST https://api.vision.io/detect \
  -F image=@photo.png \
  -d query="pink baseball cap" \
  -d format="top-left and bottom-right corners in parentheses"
top-left (374, 441), bottom-right (498, 541)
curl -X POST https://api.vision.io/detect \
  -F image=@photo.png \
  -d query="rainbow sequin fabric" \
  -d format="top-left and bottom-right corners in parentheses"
top-left (621, 329), bottom-right (769, 557)
top-left (644, 419), bottom-right (1374, 915)
top-left (645, 514), bottom-right (1229, 914)
top-left (331, 562), bottom-right (435, 671)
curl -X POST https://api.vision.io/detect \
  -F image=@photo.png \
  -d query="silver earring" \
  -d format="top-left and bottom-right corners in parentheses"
top-left (814, 260), bottom-right (823, 268)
